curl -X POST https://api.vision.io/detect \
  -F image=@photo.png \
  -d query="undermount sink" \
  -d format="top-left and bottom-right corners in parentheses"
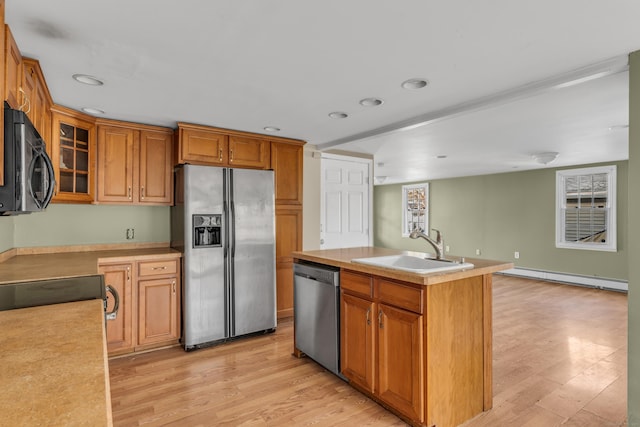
top-left (351, 254), bottom-right (474, 274)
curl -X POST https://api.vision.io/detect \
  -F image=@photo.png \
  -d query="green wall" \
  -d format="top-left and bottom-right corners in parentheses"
top-left (374, 160), bottom-right (628, 281)
top-left (0, 216), bottom-right (14, 252)
top-left (628, 51), bottom-right (639, 426)
top-left (5, 204), bottom-right (169, 248)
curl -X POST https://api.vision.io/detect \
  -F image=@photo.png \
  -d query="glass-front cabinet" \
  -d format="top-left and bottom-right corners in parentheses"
top-left (51, 105), bottom-right (96, 203)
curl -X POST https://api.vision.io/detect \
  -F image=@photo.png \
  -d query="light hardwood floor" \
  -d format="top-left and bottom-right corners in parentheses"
top-left (109, 275), bottom-right (627, 426)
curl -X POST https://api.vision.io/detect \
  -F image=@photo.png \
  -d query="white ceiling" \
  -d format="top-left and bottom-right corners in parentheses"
top-left (6, 1), bottom-right (640, 184)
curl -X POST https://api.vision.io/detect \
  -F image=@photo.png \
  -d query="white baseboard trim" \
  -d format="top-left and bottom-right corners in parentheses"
top-left (498, 267), bottom-right (628, 292)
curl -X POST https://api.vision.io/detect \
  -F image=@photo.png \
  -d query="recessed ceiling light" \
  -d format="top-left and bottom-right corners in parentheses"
top-left (359, 97), bottom-right (384, 107)
top-left (436, 155), bottom-right (447, 159)
top-left (72, 74), bottom-right (104, 86)
top-left (401, 78), bottom-right (429, 90)
top-left (263, 126), bottom-right (280, 132)
top-left (81, 107), bottom-right (105, 115)
top-left (329, 112), bottom-right (348, 119)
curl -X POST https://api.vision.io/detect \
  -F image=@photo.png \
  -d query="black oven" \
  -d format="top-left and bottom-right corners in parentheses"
top-left (0, 102), bottom-right (55, 215)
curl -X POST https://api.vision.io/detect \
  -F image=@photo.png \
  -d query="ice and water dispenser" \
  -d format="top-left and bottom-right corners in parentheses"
top-left (193, 214), bottom-right (222, 247)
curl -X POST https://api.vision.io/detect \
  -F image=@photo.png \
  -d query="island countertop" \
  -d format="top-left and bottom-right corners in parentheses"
top-left (292, 246), bottom-right (513, 285)
top-left (0, 299), bottom-right (112, 426)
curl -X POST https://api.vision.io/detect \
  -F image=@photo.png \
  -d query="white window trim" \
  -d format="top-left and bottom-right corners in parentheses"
top-left (401, 182), bottom-right (429, 238)
top-left (555, 165), bottom-right (617, 252)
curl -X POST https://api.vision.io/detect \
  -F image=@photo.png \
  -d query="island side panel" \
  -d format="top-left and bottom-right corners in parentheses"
top-left (483, 273), bottom-right (493, 410)
top-left (426, 276), bottom-right (485, 427)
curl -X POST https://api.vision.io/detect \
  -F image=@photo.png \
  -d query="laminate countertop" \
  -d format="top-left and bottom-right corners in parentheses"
top-left (292, 246), bottom-right (513, 285)
top-left (0, 299), bottom-right (112, 426)
top-left (0, 247), bottom-right (181, 285)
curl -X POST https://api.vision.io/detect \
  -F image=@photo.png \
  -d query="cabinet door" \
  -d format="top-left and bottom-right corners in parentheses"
top-left (97, 125), bottom-right (135, 203)
top-left (99, 263), bottom-right (133, 354)
top-left (275, 207), bottom-right (302, 318)
top-left (139, 130), bottom-right (173, 204)
top-left (137, 277), bottom-right (179, 346)
top-left (228, 135), bottom-right (270, 169)
top-left (271, 142), bottom-right (303, 205)
top-left (341, 292), bottom-right (375, 393)
top-left (51, 109), bottom-right (96, 203)
top-left (4, 25), bottom-right (22, 110)
top-left (178, 127), bottom-right (228, 165)
top-left (377, 303), bottom-right (424, 423)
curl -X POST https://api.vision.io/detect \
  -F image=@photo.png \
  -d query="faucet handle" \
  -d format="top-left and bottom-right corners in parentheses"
top-left (432, 228), bottom-right (442, 241)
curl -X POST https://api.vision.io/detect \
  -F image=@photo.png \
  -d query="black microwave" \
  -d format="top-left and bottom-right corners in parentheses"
top-left (0, 102), bottom-right (55, 215)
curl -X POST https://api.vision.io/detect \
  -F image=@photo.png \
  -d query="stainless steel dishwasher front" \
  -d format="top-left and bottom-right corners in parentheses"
top-left (293, 261), bottom-right (343, 378)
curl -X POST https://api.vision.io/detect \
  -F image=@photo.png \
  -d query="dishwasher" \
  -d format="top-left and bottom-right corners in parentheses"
top-left (293, 261), bottom-right (343, 378)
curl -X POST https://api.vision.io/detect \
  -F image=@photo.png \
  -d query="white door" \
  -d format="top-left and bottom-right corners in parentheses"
top-left (320, 155), bottom-right (372, 249)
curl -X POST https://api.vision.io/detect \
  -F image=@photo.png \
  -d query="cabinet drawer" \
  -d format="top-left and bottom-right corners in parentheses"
top-left (138, 259), bottom-right (178, 277)
top-left (376, 278), bottom-right (423, 314)
top-left (341, 270), bottom-right (373, 298)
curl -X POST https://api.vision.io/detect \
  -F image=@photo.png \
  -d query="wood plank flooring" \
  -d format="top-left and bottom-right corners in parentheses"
top-left (109, 275), bottom-right (628, 426)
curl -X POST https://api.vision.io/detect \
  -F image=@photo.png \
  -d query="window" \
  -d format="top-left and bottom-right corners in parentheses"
top-left (556, 165), bottom-right (616, 251)
top-left (402, 183), bottom-right (429, 237)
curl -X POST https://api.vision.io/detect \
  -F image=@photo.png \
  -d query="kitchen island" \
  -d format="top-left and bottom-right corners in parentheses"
top-left (293, 247), bottom-right (512, 427)
top-left (0, 299), bottom-right (112, 426)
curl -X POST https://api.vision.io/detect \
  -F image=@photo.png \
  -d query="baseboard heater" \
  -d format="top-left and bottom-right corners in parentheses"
top-left (498, 267), bottom-right (628, 292)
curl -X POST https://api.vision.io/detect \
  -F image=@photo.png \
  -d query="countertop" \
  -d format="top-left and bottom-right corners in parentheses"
top-left (292, 247), bottom-right (513, 285)
top-left (0, 299), bottom-right (112, 426)
top-left (0, 247), bottom-right (181, 285)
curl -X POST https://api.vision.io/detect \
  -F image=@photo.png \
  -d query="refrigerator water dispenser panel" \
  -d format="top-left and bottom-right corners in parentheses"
top-left (193, 214), bottom-right (222, 247)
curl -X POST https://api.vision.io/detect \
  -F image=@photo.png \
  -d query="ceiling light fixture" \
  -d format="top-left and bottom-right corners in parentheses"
top-left (263, 126), bottom-right (280, 132)
top-left (533, 152), bottom-right (559, 165)
top-left (72, 74), bottom-right (104, 86)
top-left (436, 155), bottom-right (447, 159)
top-left (81, 107), bottom-right (105, 115)
top-left (328, 112), bottom-right (348, 119)
top-left (401, 78), bottom-right (428, 90)
top-left (359, 97), bottom-right (384, 107)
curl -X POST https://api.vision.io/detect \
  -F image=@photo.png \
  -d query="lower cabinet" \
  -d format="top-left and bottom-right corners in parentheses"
top-left (341, 270), bottom-right (424, 424)
top-left (99, 255), bottom-right (181, 356)
top-left (101, 263), bottom-right (133, 353)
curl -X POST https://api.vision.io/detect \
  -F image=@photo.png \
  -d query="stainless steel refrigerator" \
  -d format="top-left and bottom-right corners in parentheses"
top-left (171, 164), bottom-right (276, 350)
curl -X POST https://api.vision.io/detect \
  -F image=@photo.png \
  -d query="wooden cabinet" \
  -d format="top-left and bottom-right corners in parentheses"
top-left (0, 3), bottom-right (6, 186)
top-left (340, 270), bottom-right (425, 424)
top-left (100, 255), bottom-right (181, 356)
top-left (338, 267), bottom-right (491, 427)
top-left (96, 121), bottom-right (173, 205)
top-left (100, 262), bottom-right (133, 353)
top-left (22, 58), bottom-right (53, 152)
top-left (137, 258), bottom-right (180, 346)
top-left (275, 207), bottom-right (303, 318)
top-left (4, 24), bottom-right (21, 110)
top-left (50, 106), bottom-right (96, 203)
top-left (271, 141), bottom-right (303, 205)
top-left (272, 141), bottom-right (304, 319)
top-left (176, 123), bottom-right (270, 169)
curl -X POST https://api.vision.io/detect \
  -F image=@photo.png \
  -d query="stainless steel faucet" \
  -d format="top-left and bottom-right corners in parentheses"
top-left (409, 228), bottom-right (444, 259)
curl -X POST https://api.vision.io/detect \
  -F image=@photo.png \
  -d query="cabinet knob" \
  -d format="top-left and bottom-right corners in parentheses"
top-left (128, 187), bottom-right (132, 199)
top-left (141, 186), bottom-right (145, 199)
top-left (366, 307), bottom-right (371, 325)
top-left (172, 281), bottom-right (176, 293)
top-left (378, 310), bottom-right (384, 329)
top-left (230, 149), bottom-right (234, 162)
top-left (219, 149), bottom-right (223, 162)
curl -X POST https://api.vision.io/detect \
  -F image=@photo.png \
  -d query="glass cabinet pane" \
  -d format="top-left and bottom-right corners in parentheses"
top-left (76, 150), bottom-right (88, 172)
top-left (60, 171), bottom-right (74, 192)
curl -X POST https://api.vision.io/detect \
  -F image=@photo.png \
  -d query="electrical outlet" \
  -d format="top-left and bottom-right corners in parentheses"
top-left (445, 245), bottom-right (450, 253)
top-left (514, 251), bottom-right (520, 259)
top-left (126, 228), bottom-right (135, 240)
top-left (475, 249), bottom-right (481, 256)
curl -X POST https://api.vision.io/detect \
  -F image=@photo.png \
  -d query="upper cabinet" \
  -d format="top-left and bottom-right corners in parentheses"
top-left (175, 122), bottom-right (270, 169)
top-left (271, 141), bottom-right (303, 205)
top-left (4, 24), bottom-right (21, 110)
top-left (50, 105), bottom-right (96, 203)
top-left (22, 58), bottom-right (53, 152)
top-left (96, 120), bottom-right (173, 205)
top-left (0, 4), bottom-right (6, 186)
